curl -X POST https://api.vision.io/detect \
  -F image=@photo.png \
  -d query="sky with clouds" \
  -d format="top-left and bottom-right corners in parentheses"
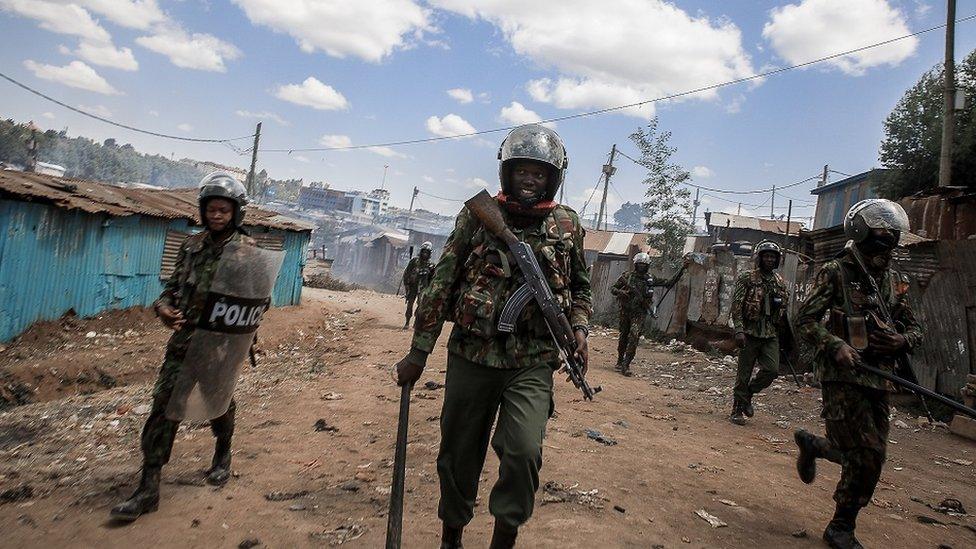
top-left (2, 0), bottom-right (973, 225)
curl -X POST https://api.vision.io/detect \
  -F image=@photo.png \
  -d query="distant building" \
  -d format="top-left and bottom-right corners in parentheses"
top-left (299, 183), bottom-right (352, 212)
top-left (34, 162), bottom-right (66, 178)
top-left (704, 211), bottom-right (804, 249)
top-left (809, 169), bottom-right (885, 229)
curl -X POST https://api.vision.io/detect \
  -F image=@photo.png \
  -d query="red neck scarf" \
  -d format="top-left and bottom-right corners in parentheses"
top-left (496, 192), bottom-right (557, 219)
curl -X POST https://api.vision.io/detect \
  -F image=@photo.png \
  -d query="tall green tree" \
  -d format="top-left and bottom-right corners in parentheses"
top-left (613, 201), bottom-right (645, 231)
top-left (878, 48), bottom-right (976, 197)
top-left (630, 118), bottom-right (693, 267)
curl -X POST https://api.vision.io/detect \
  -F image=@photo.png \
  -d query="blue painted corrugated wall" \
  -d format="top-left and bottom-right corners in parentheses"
top-left (0, 200), bottom-right (309, 342)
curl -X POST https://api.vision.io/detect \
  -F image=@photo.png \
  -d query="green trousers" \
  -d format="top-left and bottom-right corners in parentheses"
top-left (140, 346), bottom-right (236, 467)
top-left (816, 382), bottom-right (889, 508)
top-left (617, 309), bottom-right (647, 367)
top-left (437, 353), bottom-right (554, 531)
top-left (733, 335), bottom-right (779, 406)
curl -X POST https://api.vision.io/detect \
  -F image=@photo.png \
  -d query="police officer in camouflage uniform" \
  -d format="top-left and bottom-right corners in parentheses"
top-left (793, 199), bottom-right (922, 549)
top-left (729, 240), bottom-right (788, 425)
top-left (394, 125), bottom-right (591, 549)
top-left (610, 252), bottom-right (680, 376)
top-left (402, 241), bottom-right (435, 328)
top-left (111, 172), bottom-right (255, 522)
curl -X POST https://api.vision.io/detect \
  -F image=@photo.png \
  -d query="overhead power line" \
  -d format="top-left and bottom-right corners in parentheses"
top-left (260, 14), bottom-right (975, 154)
top-left (0, 71), bottom-right (255, 143)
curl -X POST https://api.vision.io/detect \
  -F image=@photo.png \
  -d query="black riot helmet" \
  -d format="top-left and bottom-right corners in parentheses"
top-left (497, 124), bottom-right (568, 201)
top-left (753, 240), bottom-right (782, 269)
top-left (198, 171), bottom-right (248, 228)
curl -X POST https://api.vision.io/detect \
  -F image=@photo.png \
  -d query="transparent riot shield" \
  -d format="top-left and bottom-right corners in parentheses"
top-left (166, 241), bottom-right (284, 421)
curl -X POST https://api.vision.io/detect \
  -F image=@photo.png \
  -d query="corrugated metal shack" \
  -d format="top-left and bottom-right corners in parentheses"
top-left (0, 171), bottom-right (313, 343)
top-left (584, 229), bottom-right (658, 322)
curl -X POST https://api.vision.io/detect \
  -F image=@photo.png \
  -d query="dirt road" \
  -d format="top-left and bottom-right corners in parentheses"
top-left (1, 288), bottom-right (974, 548)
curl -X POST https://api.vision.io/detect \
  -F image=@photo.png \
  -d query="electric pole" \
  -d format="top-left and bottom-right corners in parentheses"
top-left (408, 186), bottom-right (418, 212)
top-left (770, 185), bottom-right (776, 219)
top-left (737, 202), bottom-right (741, 215)
top-left (939, 0), bottom-right (956, 187)
top-left (821, 164), bottom-right (829, 187)
top-left (691, 187), bottom-right (700, 231)
top-left (597, 144), bottom-right (617, 231)
top-left (381, 164), bottom-right (389, 190)
top-left (246, 122), bottom-right (261, 197)
top-left (784, 200), bottom-right (793, 248)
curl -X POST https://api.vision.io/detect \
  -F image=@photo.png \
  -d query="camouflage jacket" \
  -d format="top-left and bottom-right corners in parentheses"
top-left (411, 203), bottom-right (592, 369)
top-left (402, 256), bottom-right (434, 292)
top-left (155, 230), bottom-right (256, 352)
top-left (731, 269), bottom-right (788, 339)
top-left (611, 271), bottom-right (667, 315)
top-left (794, 252), bottom-right (923, 390)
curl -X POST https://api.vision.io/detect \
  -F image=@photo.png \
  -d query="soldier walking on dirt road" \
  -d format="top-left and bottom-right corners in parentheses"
top-left (394, 124), bottom-right (592, 549)
top-left (111, 172), bottom-right (275, 522)
top-left (401, 241), bottom-right (435, 329)
top-left (610, 252), bottom-right (680, 376)
top-left (729, 240), bottom-right (788, 425)
top-left (793, 199), bottom-right (923, 549)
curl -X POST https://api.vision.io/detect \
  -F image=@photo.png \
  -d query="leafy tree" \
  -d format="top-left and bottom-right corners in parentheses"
top-left (630, 118), bottom-right (693, 267)
top-left (613, 201), bottom-right (645, 231)
top-left (878, 48), bottom-right (976, 197)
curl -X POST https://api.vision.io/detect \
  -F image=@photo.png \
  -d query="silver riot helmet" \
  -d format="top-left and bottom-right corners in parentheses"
top-left (199, 171), bottom-right (248, 228)
top-left (420, 241), bottom-right (433, 252)
top-left (844, 199), bottom-right (910, 244)
top-left (753, 240), bottom-right (782, 269)
top-left (497, 124), bottom-right (568, 201)
top-left (633, 252), bottom-right (652, 265)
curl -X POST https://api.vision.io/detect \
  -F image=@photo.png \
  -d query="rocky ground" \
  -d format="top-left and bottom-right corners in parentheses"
top-left (0, 288), bottom-right (974, 548)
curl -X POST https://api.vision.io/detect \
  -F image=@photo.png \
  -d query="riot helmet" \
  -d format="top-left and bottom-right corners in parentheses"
top-left (497, 124), bottom-right (568, 202)
top-left (844, 199), bottom-right (909, 245)
top-left (633, 251), bottom-right (651, 273)
top-left (199, 171), bottom-right (248, 228)
top-left (419, 241), bottom-right (433, 258)
top-left (753, 240), bottom-right (782, 269)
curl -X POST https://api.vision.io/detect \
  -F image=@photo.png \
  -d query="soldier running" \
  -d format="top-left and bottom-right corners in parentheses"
top-left (401, 241), bottom-right (435, 328)
top-left (729, 240), bottom-right (788, 425)
top-left (394, 124), bottom-right (591, 549)
top-left (793, 199), bottom-right (923, 549)
top-left (610, 252), bottom-right (680, 376)
top-left (111, 172), bottom-right (256, 521)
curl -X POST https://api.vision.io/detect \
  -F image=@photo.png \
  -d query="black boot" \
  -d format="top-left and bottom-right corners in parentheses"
top-left (823, 506), bottom-right (863, 549)
top-left (440, 522), bottom-right (464, 549)
top-left (794, 429), bottom-right (818, 484)
top-left (729, 402), bottom-right (746, 426)
top-left (488, 522), bottom-right (517, 549)
top-left (110, 466), bottom-right (161, 522)
top-left (743, 393), bottom-right (755, 418)
top-left (207, 438), bottom-right (232, 485)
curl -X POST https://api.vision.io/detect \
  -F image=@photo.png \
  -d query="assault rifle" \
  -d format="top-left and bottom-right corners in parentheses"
top-left (844, 241), bottom-right (949, 422)
top-left (465, 190), bottom-right (601, 400)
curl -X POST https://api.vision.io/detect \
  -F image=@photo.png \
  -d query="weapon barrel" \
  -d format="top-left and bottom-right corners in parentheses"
top-left (385, 383), bottom-right (412, 549)
top-left (858, 362), bottom-right (976, 420)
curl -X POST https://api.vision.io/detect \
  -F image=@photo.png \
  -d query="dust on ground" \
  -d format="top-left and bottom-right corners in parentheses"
top-left (1, 289), bottom-right (974, 548)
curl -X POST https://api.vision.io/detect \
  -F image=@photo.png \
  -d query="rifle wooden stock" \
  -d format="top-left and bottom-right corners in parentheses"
top-left (465, 190), bottom-right (519, 246)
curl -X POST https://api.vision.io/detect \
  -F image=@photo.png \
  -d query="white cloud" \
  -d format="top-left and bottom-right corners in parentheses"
top-left (77, 104), bottom-right (113, 118)
top-left (763, 0), bottom-right (917, 76)
top-left (74, 40), bottom-right (139, 71)
top-left (232, 0), bottom-right (432, 62)
top-left (24, 59), bottom-right (120, 95)
top-left (293, 154), bottom-right (310, 163)
top-left (137, 26), bottom-right (241, 72)
top-left (691, 166), bottom-right (714, 179)
top-left (499, 101), bottom-right (555, 128)
top-left (463, 177), bottom-right (491, 190)
top-left (41, 112), bottom-right (55, 119)
top-left (235, 109), bottom-right (291, 126)
top-left (433, 0), bottom-right (755, 119)
top-left (422, 175), bottom-right (435, 183)
top-left (1, 0), bottom-right (110, 42)
top-left (319, 134), bottom-right (353, 148)
top-left (367, 146), bottom-right (407, 158)
top-left (177, 123), bottom-right (193, 132)
top-left (447, 87), bottom-right (473, 104)
top-left (274, 77), bottom-right (349, 111)
top-left (73, 0), bottom-right (166, 30)
top-left (148, 109), bottom-right (159, 116)
top-left (425, 114), bottom-right (476, 138)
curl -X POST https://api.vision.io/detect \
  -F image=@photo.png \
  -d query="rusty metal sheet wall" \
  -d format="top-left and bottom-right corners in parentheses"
top-left (590, 257), bottom-right (631, 321)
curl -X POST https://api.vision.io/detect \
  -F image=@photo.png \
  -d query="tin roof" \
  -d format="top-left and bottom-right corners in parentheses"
top-left (706, 212), bottom-right (804, 234)
top-left (0, 170), bottom-right (313, 232)
top-left (583, 229), bottom-right (657, 256)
